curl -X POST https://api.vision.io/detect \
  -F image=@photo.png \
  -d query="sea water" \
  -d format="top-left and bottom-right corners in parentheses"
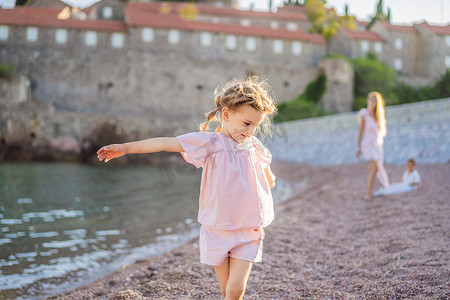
top-left (0, 162), bottom-right (290, 299)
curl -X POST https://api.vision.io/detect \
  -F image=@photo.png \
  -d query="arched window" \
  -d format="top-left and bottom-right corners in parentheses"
top-left (201, 32), bottom-right (212, 47)
top-left (273, 40), bottom-right (283, 54)
top-left (102, 6), bottom-right (113, 19)
top-left (245, 37), bottom-right (257, 52)
top-left (85, 31), bottom-right (97, 47)
top-left (142, 28), bottom-right (154, 42)
top-left (0, 26), bottom-right (9, 40)
top-left (55, 29), bottom-right (67, 44)
top-left (168, 30), bottom-right (180, 44)
top-left (111, 33), bottom-right (124, 48)
top-left (291, 41), bottom-right (302, 56)
top-left (26, 27), bottom-right (38, 42)
top-left (225, 35), bottom-right (237, 50)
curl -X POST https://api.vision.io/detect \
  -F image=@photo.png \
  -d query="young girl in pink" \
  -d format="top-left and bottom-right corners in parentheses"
top-left (97, 77), bottom-right (277, 299)
top-left (356, 91), bottom-right (390, 199)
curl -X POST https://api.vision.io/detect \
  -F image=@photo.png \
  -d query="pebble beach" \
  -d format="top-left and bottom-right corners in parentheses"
top-left (50, 160), bottom-right (449, 299)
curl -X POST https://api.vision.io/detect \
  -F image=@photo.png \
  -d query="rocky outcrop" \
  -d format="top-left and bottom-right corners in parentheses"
top-left (318, 58), bottom-right (354, 113)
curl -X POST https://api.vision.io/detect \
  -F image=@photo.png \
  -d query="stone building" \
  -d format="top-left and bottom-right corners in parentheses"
top-left (84, 0), bottom-right (126, 20)
top-left (370, 22), bottom-right (422, 78)
top-left (329, 27), bottom-right (385, 60)
top-left (414, 22), bottom-right (450, 83)
top-left (0, 1), bottom-right (448, 161)
top-left (0, 2), bottom-right (326, 160)
top-left (331, 20), bottom-right (450, 86)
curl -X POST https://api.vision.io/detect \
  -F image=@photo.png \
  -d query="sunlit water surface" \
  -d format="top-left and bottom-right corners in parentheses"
top-left (0, 162), bottom-right (290, 299)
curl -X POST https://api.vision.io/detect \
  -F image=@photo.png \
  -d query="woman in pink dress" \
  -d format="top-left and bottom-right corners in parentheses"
top-left (356, 91), bottom-right (390, 199)
top-left (97, 76), bottom-right (277, 299)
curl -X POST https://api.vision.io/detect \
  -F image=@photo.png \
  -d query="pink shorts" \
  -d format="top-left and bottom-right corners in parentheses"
top-left (199, 226), bottom-right (265, 266)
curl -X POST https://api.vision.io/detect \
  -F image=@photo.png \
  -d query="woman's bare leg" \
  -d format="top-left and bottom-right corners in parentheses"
top-left (376, 160), bottom-right (390, 188)
top-left (225, 258), bottom-right (253, 300)
top-left (367, 160), bottom-right (378, 199)
top-left (214, 257), bottom-right (230, 298)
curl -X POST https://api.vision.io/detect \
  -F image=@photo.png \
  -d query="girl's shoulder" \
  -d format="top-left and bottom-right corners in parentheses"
top-left (251, 136), bottom-right (268, 149)
top-left (358, 108), bottom-right (369, 119)
top-left (359, 108), bottom-right (368, 114)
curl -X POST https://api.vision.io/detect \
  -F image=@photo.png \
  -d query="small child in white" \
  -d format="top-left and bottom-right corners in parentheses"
top-left (375, 159), bottom-right (421, 196)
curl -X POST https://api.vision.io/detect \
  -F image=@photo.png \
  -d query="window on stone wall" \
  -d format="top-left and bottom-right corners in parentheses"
top-left (55, 29), bottom-right (67, 44)
top-left (26, 27), bottom-right (38, 42)
top-left (446, 36), bottom-right (450, 47)
top-left (245, 37), bottom-right (257, 52)
top-left (291, 41), bottom-right (302, 55)
top-left (111, 33), bottom-right (124, 48)
top-left (201, 32), bottom-right (212, 47)
top-left (225, 35), bottom-right (237, 50)
top-left (395, 37), bottom-right (403, 49)
top-left (0, 26), bottom-right (9, 41)
top-left (287, 22), bottom-right (297, 31)
top-left (446, 56), bottom-right (450, 68)
top-left (361, 40), bottom-right (369, 53)
top-left (374, 41), bottom-right (382, 54)
top-left (85, 31), bottom-right (97, 47)
top-left (394, 58), bottom-right (402, 71)
top-left (273, 40), bottom-right (283, 54)
top-left (103, 6), bottom-right (113, 19)
top-left (168, 30), bottom-right (180, 44)
top-left (142, 28), bottom-right (154, 42)
top-left (240, 19), bottom-right (251, 27)
top-left (270, 21), bottom-right (279, 29)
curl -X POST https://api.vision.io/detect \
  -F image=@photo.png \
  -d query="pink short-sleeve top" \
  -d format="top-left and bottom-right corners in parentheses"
top-left (176, 132), bottom-right (274, 230)
top-left (358, 108), bottom-right (382, 146)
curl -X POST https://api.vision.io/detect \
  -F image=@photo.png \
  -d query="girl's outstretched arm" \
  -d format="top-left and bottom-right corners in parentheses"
top-left (97, 137), bottom-right (183, 162)
top-left (264, 166), bottom-right (276, 189)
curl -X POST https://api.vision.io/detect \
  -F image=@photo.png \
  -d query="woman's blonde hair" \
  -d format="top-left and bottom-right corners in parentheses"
top-left (368, 91), bottom-right (387, 138)
top-left (200, 76), bottom-right (277, 135)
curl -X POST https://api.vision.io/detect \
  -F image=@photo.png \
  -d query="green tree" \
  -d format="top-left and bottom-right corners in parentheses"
top-left (305, 0), bottom-right (355, 53)
top-left (368, 0), bottom-right (391, 28)
top-left (274, 71), bottom-right (328, 123)
top-left (15, 0), bottom-right (29, 5)
top-left (353, 52), bottom-right (397, 109)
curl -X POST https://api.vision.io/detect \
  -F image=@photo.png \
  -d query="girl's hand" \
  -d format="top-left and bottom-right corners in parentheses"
top-left (97, 144), bottom-right (126, 162)
top-left (264, 166), bottom-right (276, 189)
top-left (269, 174), bottom-right (276, 189)
top-left (356, 148), bottom-right (361, 158)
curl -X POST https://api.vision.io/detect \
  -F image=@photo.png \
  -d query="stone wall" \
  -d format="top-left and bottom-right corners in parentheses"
top-left (0, 100), bottom-right (195, 163)
top-left (0, 76), bottom-right (30, 106)
top-left (267, 98), bottom-right (450, 165)
top-left (0, 23), bottom-right (328, 163)
top-left (0, 25), bottom-right (324, 115)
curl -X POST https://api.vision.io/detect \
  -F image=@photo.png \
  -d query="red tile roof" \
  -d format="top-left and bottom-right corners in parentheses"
top-left (0, 5), bottom-right (324, 44)
top-left (277, 5), bottom-right (308, 14)
top-left (0, 7), bottom-right (127, 32)
top-left (379, 21), bottom-right (417, 33)
top-left (127, 2), bottom-right (308, 21)
top-left (415, 22), bottom-right (450, 35)
top-left (340, 28), bottom-right (385, 42)
top-left (125, 5), bottom-right (324, 43)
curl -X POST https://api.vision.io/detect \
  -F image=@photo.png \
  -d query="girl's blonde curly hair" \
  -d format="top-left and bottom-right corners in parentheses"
top-left (200, 76), bottom-right (277, 136)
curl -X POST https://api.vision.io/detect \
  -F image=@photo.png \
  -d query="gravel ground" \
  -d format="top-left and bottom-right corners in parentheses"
top-left (49, 161), bottom-right (450, 299)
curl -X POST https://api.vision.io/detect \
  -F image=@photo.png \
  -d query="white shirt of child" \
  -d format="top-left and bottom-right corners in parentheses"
top-left (402, 170), bottom-right (421, 185)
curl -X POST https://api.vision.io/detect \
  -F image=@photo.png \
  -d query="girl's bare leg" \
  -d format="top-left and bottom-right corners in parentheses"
top-left (225, 258), bottom-right (253, 300)
top-left (214, 257), bottom-right (230, 298)
top-left (366, 160), bottom-right (378, 199)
